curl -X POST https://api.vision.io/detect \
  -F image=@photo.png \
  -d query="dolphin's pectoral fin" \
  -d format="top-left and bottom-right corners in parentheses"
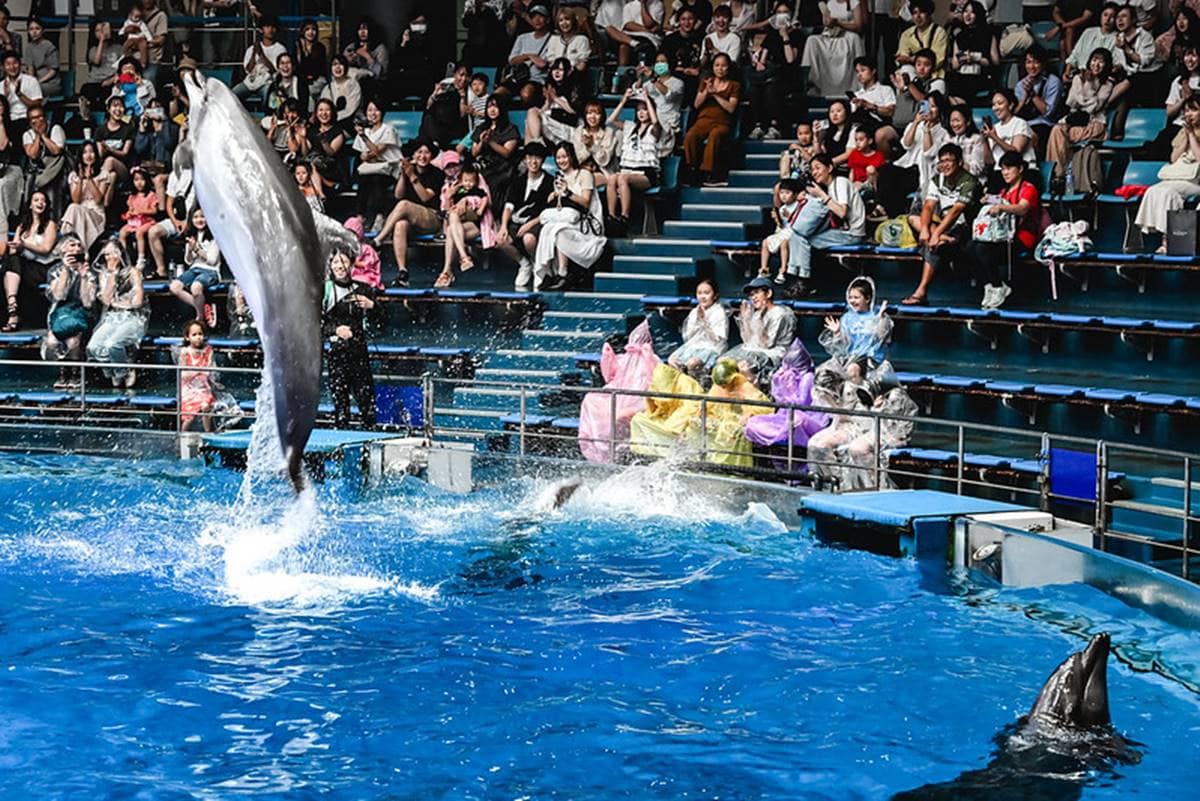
top-left (312, 210), bottom-right (361, 271)
top-left (285, 446), bottom-right (305, 494)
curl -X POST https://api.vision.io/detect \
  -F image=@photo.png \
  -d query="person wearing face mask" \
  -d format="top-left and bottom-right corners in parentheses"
top-left (389, 14), bottom-right (437, 100)
top-left (745, 2), bottom-right (801, 140)
top-left (639, 52), bottom-right (685, 156)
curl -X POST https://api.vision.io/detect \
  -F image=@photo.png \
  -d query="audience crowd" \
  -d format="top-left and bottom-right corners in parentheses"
top-left (0, 1), bottom-right (1191, 449)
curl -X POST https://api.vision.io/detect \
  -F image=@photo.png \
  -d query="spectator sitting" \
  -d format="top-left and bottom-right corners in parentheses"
top-left (295, 18), bottom-right (329, 100)
top-left (4, 189), bottom-right (57, 331)
top-left (80, 20), bottom-right (124, 110)
top-left (1156, 8), bottom-right (1200, 66)
top-left (343, 15), bottom-right (389, 93)
top-left (232, 17), bottom-right (286, 106)
top-left (437, 162), bottom-right (497, 287)
top-left (533, 142), bottom-right (606, 291)
top-left (662, 7), bottom-right (705, 92)
top-left (809, 381), bottom-right (918, 490)
top-left (4, 51), bottom-right (43, 133)
top-left (168, 207), bottom-right (222, 325)
top-left (0, 4), bottom-right (22, 57)
top-left (96, 94), bottom-right (136, 184)
top-left (1135, 96), bottom-right (1200, 252)
top-left (777, 121), bottom-right (817, 194)
top-left (893, 93), bottom-right (950, 205)
top-left (503, 4), bottom-right (552, 108)
top-left (468, 95), bottom-right (523, 213)
top-left (759, 177), bottom-right (805, 285)
top-left (607, 0), bottom-right (667, 66)
top-left (846, 125), bottom-right (885, 214)
top-left (667, 278), bottom-right (728, 378)
top-left (947, 103), bottom-right (988, 177)
top-left (1046, 48), bottom-right (1119, 184)
top-left (352, 98), bottom-right (402, 232)
top-left (133, 101), bottom-right (177, 169)
top-left (1150, 45), bottom-right (1200, 159)
top-left (263, 98), bottom-right (306, 163)
top-left (22, 109), bottom-right (67, 216)
top-left (640, 51), bottom-right (685, 156)
top-left (1013, 46), bottom-right (1064, 160)
top-left (109, 56), bottom-right (155, 118)
top-left (1108, 4), bottom-right (1162, 139)
top-left (818, 276), bottom-right (895, 389)
top-left (44, 234), bottom-right (96, 390)
top-left (683, 53), bottom-right (739, 186)
top-left (578, 320), bottom-right (661, 463)
top-left (544, 8), bottom-right (592, 71)
top-left (376, 139), bottom-right (446, 288)
top-left (801, 0), bottom-right (866, 97)
top-left (23, 18), bottom-right (61, 98)
top-left (745, 2), bottom-right (801, 141)
top-left (981, 89), bottom-right (1037, 189)
top-left (148, 161), bottom-right (192, 279)
top-left (966, 151), bottom-right (1042, 309)
top-left (712, 0), bottom-right (757, 35)
top-left (1063, 3), bottom-right (1118, 82)
top-left (702, 5), bottom-right (742, 63)
top-left (703, 357), bottom-right (771, 469)
top-left (266, 53), bottom-right (308, 115)
top-left (850, 58), bottom-right (897, 154)
top-left (629, 362), bottom-right (705, 458)
top-left (903, 142), bottom-right (981, 305)
top-left (420, 64), bottom-right (470, 149)
top-left (895, 0), bottom-right (948, 81)
top-left (814, 99), bottom-right (856, 167)
top-left (467, 72), bottom-right (490, 123)
top-left (117, 2), bottom-right (153, 67)
top-left (743, 339), bottom-right (829, 452)
top-left (389, 14), bottom-right (437, 101)
top-left (786, 153), bottom-right (868, 296)
top-left (87, 239), bottom-right (147, 390)
top-left (605, 88), bottom-right (663, 232)
top-left (570, 101), bottom-right (619, 178)
top-left (323, 250), bottom-right (380, 430)
top-left (946, 2), bottom-right (997, 104)
top-left (721, 276), bottom-right (797, 385)
top-left (525, 57), bottom-right (591, 144)
top-left (321, 54), bottom-right (363, 123)
top-left (667, 0), bottom-right (714, 30)
top-left (60, 142), bottom-right (114, 254)
top-left (0, 95), bottom-right (22, 243)
top-left (1047, 0), bottom-right (1096, 60)
top-left (495, 142), bottom-right (555, 291)
top-left (462, 0), bottom-right (510, 67)
top-left (891, 48), bottom-right (944, 132)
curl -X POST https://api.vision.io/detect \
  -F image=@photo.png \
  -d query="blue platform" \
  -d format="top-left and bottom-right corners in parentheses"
top-left (202, 428), bottom-right (399, 454)
top-left (801, 490), bottom-right (1028, 557)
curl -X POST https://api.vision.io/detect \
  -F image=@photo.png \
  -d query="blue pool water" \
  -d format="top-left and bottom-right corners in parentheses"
top-left (1, 455), bottom-right (1199, 799)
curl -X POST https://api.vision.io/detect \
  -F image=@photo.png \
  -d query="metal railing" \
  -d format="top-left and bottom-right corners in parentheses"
top-left (0, 356), bottom-right (1195, 582)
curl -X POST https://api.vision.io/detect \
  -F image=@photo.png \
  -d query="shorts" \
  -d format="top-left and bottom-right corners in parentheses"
top-left (154, 217), bottom-right (184, 237)
top-left (621, 166), bottom-right (659, 189)
top-left (177, 267), bottom-right (220, 290)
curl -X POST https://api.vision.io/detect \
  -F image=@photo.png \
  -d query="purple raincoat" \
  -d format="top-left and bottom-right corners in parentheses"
top-left (744, 339), bottom-right (830, 447)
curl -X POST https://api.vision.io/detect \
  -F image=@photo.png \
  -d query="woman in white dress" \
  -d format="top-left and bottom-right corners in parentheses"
top-left (1135, 95), bottom-right (1200, 250)
top-left (60, 142), bottom-right (113, 254)
top-left (534, 142), bottom-right (607, 291)
top-left (802, 0), bottom-right (867, 96)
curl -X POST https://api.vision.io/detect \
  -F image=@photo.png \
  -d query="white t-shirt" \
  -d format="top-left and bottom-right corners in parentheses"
top-left (828, 175), bottom-right (866, 237)
top-left (703, 31), bottom-right (742, 62)
top-left (621, 0), bottom-right (666, 47)
top-left (855, 82), bottom-right (897, 116)
top-left (1167, 76), bottom-right (1200, 125)
top-left (5, 73), bottom-right (43, 119)
top-left (22, 124), bottom-right (66, 149)
top-left (990, 116), bottom-right (1036, 167)
top-left (242, 40), bottom-right (287, 72)
top-left (594, 0), bottom-right (627, 30)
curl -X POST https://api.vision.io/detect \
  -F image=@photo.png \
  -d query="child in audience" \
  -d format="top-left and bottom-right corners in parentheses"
top-left (293, 161), bottom-right (324, 213)
top-left (819, 276), bottom-right (895, 391)
top-left (846, 126), bottom-right (885, 216)
top-left (169, 207), bottom-right (222, 326)
top-left (118, 167), bottom-right (159, 268)
top-left (177, 319), bottom-right (215, 432)
top-left (667, 278), bottom-right (729, 377)
top-left (774, 121), bottom-right (816, 207)
top-left (761, 178), bottom-right (804, 283)
top-left (118, 3), bottom-right (152, 67)
top-left (437, 163), bottom-right (495, 286)
top-left (467, 72), bottom-right (490, 120)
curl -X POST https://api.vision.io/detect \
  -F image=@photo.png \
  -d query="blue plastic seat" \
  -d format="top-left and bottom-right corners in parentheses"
top-left (128, 395), bottom-right (176, 409)
top-left (709, 239), bottom-right (758, 249)
top-left (384, 287), bottom-right (435, 298)
top-left (1103, 108), bottom-right (1166, 150)
top-left (17, 391), bottom-right (71, 404)
top-left (985, 380), bottom-right (1035, 393)
top-left (994, 309), bottom-right (1049, 322)
top-left (501, 412), bottom-right (555, 426)
top-left (382, 111), bottom-right (423, 141)
top-left (895, 371), bottom-right (932, 385)
top-left (1135, 392), bottom-right (1186, 408)
top-left (1084, 388), bottom-right (1135, 402)
top-left (550, 417), bottom-right (580, 430)
top-left (1150, 253), bottom-right (1199, 264)
top-left (436, 289), bottom-right (486, 299)
top-left (1034, 384), bottom-right (1087, 398)
top-left (642, 294), bottom-right (693, 306)
top-left (0, 333), bottom-right (38, 345)
top-left (370, 344), bottom-right (420, 356)
top-left (1096, 162), bottom-right (1167, 204)
top-left (963, 453), bottom-right (1012, 469)
top-left (932, 375), bottom-right (985, 389)
top-left (574, 353), bottom-right (601, 365)
top-left (419, 347), bottom-right (470, 357)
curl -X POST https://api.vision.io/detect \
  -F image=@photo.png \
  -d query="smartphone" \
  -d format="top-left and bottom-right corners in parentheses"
top-left (983, 115), bottom-right (994, 128)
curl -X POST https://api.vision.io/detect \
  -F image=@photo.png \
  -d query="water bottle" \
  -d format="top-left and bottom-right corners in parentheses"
top-left (1065, 162), bottom-right (1075, 196)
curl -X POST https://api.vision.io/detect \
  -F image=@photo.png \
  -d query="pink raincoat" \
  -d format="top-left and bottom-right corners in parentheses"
top-left (578, 321), bottom-right (661, 463)
top-left (343, 216), bottom-right (383, 289)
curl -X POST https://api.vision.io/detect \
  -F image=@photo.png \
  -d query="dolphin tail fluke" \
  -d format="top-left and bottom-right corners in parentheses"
top-left (286, 447), bottom-right (305, 494)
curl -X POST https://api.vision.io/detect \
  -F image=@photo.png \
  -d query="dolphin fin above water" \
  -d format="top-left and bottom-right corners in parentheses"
top-left (180, 74), bottom-right (333, 490)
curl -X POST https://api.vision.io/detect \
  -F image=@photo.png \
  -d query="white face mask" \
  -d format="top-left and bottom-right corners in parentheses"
top-left (410, 23), bottom-right (427, 34)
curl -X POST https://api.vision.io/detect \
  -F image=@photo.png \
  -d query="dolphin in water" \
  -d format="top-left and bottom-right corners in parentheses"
top-left (893, 633), bottom-right (1141, 801)
top-left (178, 74), bottom-right (356, 490)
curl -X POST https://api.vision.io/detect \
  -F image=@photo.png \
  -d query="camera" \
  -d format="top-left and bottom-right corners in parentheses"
top-left (146, 106), bottom-right (165, 121)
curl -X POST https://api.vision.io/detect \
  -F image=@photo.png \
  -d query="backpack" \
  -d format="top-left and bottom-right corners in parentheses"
top-left (1034, 220), bottom-right (1091, 265)
top-left (1069, 145), bottom-right (1103, 195)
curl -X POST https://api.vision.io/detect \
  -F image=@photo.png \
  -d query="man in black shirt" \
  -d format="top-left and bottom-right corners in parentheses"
top-left (378, 139), bottom-right (446, 287)
top-left (497, 141), bottom-right (555, 290)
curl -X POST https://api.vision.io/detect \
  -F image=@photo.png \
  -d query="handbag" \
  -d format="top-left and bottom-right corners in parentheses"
top-left (1158, 156), bottom-right (1200, 182)
top-left (971, 202), bottom-right (1014, 243)
top-left (500, 35), bottom-right (549, 86)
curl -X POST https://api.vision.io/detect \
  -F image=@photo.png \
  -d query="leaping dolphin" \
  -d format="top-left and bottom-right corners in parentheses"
top-left (179, 74), bottom-right (357, 490)
top-left (893, 633), bottom-right (1141, 801)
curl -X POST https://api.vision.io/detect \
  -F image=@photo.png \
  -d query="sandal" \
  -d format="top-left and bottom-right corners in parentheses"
top-left (900, 294), bottom-right (928, 306)
top-left (3, 296), bottom-right (17, 332)
top-left (460, 256), bottom-right (475, 273)
top-left (434, 271), bottom-right (455, 288)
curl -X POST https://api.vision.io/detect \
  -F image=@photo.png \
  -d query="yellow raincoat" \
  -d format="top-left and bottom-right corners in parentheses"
top-left (629, 365), bottom-right (704, 457)
top-left (703, 362), bottom-right (771, 468)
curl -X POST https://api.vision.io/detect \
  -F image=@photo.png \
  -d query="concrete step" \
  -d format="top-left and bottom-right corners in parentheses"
top-left (727, 169), bottom-right (779, 189)
top-left (521, 329), bottom-right (607, 348)
top-left (743, 139), bottom-right (792, 154)
top-left (452, 386), bottom-right (530, 411)
top-left (662, 220), bottom-right (747, 238)
top-left (474, 367), bottom-right (563, 385)
top-left (432, 407), bottom-right (507, 432)
top-left (679, 203), bottom-right (764, 223)
top-left (744, 152), bottom-right (783, 166)
top-left (541, 309), bottom-right (625, 332)
top-left (611, 255), bottom-right (698, 277)
top-left (486, 348), bottom-right (579, 370)
top-left (593, 271), bottom-right (680, 295)
top-left (553, 291), bottom-right (644, 314)
top-left (612, 237), bottom-right (716, 259)
top-left (682, 187), bottom-right (772, 205)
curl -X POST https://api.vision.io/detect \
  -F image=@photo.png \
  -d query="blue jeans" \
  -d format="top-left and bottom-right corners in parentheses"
top-left (790, 229), bottom-right (866, 278)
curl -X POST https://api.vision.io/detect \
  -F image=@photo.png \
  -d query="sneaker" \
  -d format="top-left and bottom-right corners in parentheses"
top-left (514, 257), bottom-right (534, 291)
top-left (748, 125), bottom-right (765, 140)
top-left (980, 284), bottom-right (998, 309)
top-left (764, 125), bottom-right (781, 139)
top-left (124, 369), bottom-right (137, 389)
top-left (203, 303), bottom-right (217, 329)
top-left (773, 273), bottom-right (787, 285)
top-left (391, 269), bottom-right (410, 288)
top-left (990, 283), bottom-right (1012, 309)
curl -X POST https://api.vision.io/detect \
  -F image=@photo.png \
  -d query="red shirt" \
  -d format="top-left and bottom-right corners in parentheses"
top-left (846, 148), bottom-right (886, 183)
top-left (1005, 180), bottom-right (1041, 250)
